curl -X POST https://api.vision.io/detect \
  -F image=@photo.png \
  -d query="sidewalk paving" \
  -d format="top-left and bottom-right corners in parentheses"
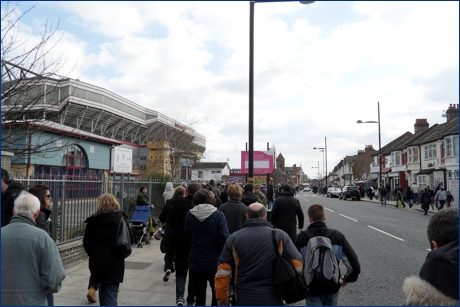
top-left (55, 196), bottom-right (439, 306)
top-left (54, 238), bottom-right (212, 306)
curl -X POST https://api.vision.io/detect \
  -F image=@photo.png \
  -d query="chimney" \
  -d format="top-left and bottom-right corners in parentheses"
top-left (446, 104), bottom-right (459, 122)
top-left (414, 118), bottom-right (429, 134)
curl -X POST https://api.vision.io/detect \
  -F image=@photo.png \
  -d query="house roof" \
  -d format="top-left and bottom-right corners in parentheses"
top-left (371, 131), bottom-right (413, 156)
top-left (191, 162), bottom-right (229, 169)
top-left (407, 117), bottom-right (458, 146)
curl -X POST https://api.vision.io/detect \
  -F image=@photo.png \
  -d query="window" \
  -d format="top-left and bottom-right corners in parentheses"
top-left (198, 171), bottom-right (203, 179)
top-left (424, 144), bottom-right (437, 159)
top-left (445, 136), bottom-right (459, 157)
top-left (418, 175), bottom-right (428, 190)
top-left (408, 147), bottom-right (419, 163)
top-left (391, 151), bottom-right (401, 166)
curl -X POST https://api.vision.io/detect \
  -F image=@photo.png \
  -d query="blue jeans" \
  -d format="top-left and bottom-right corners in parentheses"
top-left (413, 193), bottom-right (418, 204)
top-left (305, 292), bottom-right (339, 306)
top-left (175, 255), bottom-right (189, 302)
top-left (268, 200), bottom-right (274, 210)
top-left (380, 195), bottom-right (386, 206)
top-left (99, 283), bottom-right (119, 306)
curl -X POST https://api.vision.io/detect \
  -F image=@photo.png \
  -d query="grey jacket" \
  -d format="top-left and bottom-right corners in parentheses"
top-left (1, 215), bottom-right (66, 306)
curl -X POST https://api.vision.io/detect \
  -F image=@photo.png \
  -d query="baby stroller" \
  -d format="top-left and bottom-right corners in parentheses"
top-left (130, 206), bottom-right (152, 248)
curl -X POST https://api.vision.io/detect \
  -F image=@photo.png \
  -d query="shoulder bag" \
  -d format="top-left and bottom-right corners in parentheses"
top-left (271, 229), bottom-right (308, 303)
top-left (115, 217), bottom-right (132, 259)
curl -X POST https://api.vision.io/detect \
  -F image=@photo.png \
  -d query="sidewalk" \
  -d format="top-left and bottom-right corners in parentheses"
top-left (54, 239), bottom-right (212, 306)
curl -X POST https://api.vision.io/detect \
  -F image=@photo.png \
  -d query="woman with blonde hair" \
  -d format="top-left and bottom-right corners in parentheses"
top-left (83, 193), bottom-right (129, 306)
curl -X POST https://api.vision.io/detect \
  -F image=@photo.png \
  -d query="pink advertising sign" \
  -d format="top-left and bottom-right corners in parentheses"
top-left (240, 151), bottom-right (274, 174)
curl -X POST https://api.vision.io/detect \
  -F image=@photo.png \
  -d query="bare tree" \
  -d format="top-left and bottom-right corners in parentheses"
top-left (1, 2), bottom-right (75, 161)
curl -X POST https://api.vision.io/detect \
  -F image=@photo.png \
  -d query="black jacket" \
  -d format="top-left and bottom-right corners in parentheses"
top-left (295, 221), bottom-right (361, 295)
top-left (241, 191), bottom-right (258, 207)
top-left (36, 207), bottom-right (52, 231)
top-left (1, 180), bottom-right (25, 227)
top-left (168, 195), bottom-right (194, 256)
top-left (218, 200), bottom-right (248, 234)
top-left (83, 210), bottom-right (125, 284)
top-left (271, 192), bottom-right (304, 243)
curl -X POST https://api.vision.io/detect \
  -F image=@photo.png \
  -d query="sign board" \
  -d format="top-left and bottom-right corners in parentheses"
top-left (111, 147), bottom-right (133, 173)
top-left (241, 151), bottom-right (274, 174)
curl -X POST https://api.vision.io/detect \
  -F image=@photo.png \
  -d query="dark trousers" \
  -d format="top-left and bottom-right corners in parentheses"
top-left (439, 200), bottom-right (446, 210)
top-left (188, 270), bottom-right (217, 306)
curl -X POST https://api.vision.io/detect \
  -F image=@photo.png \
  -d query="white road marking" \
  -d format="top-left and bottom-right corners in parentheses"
top-left (339, 214), bottom-right (358, 222)
top-left (367, 225), bottom-right (405, 242)
top-left (324, 207), bottom-right (334, 212)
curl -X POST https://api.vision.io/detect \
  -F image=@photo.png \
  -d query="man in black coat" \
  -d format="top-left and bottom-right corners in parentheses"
top-left (241, 183), bottom-right (258, 207)
top-left (271, 184), bottom-right (304, 243)
top-left (1, 168), bottom-right (25, 227)
top-left (168, 182), bottom-right (201, 306)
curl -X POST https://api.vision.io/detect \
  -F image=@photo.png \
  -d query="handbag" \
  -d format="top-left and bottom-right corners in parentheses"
top-left (271, 229), bottom-right (308, 303)
top-left (115, 217), bottom-right (132, 259)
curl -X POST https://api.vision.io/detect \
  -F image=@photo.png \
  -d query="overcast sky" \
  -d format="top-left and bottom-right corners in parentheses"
top-left (4, 1), bottom-right (459, 180)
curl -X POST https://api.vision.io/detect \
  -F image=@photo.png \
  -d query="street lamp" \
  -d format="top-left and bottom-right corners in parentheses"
top-left (357, 101), bottom-right (382, 187)
top-left (248, 0), bottom-right (314, 183)
top-left (313, 136), bottom-right (327, 186)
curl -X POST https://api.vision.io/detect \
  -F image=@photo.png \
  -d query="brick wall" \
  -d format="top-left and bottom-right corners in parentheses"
top-left (57, 240), bottom-right (88, 269)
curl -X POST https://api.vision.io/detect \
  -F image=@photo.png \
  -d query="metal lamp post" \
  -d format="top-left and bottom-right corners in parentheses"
top-left (357, 101), bottom-right (382, 187)
top-left (313, 136), bottom-right (327, 186)
top-left (248, 0), bottom-right (314, 183)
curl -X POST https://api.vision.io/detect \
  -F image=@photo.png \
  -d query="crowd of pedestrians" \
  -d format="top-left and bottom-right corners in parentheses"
top-left (1, 165), bottom-right (457, 306)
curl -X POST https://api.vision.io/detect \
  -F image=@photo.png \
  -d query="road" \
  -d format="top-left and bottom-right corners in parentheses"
top-left (294, 191), bottom-right (431, 306)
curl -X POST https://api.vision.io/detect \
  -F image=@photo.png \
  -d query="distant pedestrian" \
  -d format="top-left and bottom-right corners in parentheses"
top-left (267, 180), bottom-right (275, 209)
top-left (446, 191), bottom-right (454, 208)
top-left (411, 182), bottom-right (419, 204)
top-left (215, 203), bottom-right (303, 306)
top-left (2, 191), bottom-right (66, 305)
top-left (385, 183), bottom-right (391, 201)
top-left (395, 186), bottom-right (406, 208)
top-left (378, 184), bottom-right (387, 206)
top-left (421, 187), bottom-right (433, 215)
top-left (271, 184), bottom-right (304, 243)
top-left (185, 189), bottom-right (229, 306)
top-left (403, 208), bottom-right (458, 305)
top-left (1, 167), bottom-right (25, 227)
top-left (435, 187), bottom-right (447, 210)
top-left (83, 193), bottom-right (129, 306)
top-left (295, 204), bottom-right (361, 306)
top-left (406, 186), bottom-right (413, 208)
top-left (254, 185), bottom-right (268, 207)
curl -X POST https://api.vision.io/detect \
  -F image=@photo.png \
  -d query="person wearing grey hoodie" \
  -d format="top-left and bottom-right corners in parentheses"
top-left (435, 187), bottom-right (447, 210)
top-left (163, 182), bottom-right (175, 202)
top-left (185, 189), bottom-right (229, 306)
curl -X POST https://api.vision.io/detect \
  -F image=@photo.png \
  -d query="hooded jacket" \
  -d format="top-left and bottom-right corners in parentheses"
top-left (163, 182), bottom-right (174, 202)
top-left (403, 239), bottom-right (459, 305)
top-left (185, 204), bottom-right (229, 272)
top-left (1, 215), bottom-right (66, 305)
top-left (1, 180), bottom-right (25, 227)
top-left (241, 191), bottom-right (259, 207)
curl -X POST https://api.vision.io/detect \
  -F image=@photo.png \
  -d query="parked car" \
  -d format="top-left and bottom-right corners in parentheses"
top-left (339, 186), bottom-right (361, 201)
top-left (302, 187), bottom-right (311, 192)
top-left (327, 187), bottom-right (341, 198)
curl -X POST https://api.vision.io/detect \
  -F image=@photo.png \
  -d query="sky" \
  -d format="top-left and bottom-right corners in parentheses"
top-left (2, 1), bottom-right (459, 180)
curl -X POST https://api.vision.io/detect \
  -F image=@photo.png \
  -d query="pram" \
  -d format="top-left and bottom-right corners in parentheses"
top-left (129, 206), bottom-right (152, 248)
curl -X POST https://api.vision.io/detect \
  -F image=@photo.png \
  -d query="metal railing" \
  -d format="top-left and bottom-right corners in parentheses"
top-left (16, 176), bottom-right (181, 245)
